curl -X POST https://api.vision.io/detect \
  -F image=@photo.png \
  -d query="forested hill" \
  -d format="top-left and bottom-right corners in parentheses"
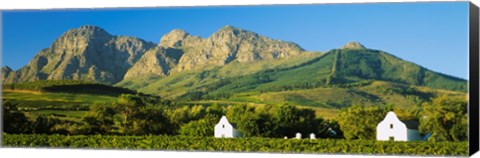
top-left (121, 42), bottom-right (466, 102)
top-left (319, 44), bottom-right (466, 91)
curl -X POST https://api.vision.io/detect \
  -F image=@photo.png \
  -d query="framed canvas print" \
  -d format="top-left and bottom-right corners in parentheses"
top-left (1, 0), bottom-right (479, 157)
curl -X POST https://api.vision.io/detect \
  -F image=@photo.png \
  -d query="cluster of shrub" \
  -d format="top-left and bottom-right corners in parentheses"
top-left (3, 93), bottom-right (467, 142)
top-left (2, 94), bottom-right (342, 139)
top-left (336, 95), bottom-right (468, 142)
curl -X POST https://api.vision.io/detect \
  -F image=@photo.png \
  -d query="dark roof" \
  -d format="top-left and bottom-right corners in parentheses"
top-left (402, 120), bottom-right (420, 130)
top-left (230, 122), bottom-right (238, 128)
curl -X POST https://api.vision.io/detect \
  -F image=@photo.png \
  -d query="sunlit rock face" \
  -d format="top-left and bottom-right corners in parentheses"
top-left (8, 25), bottom-right (156, 84)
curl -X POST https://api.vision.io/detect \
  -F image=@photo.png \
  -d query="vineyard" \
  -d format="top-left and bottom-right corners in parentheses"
top-left (2, 80), bottom-right (136, 96)
top-left (2, 134), bottom-right (468, 156)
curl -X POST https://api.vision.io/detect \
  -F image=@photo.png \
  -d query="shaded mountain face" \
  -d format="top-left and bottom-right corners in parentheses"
top-left (123, 47), bottom-right (183, 80)
top-left (1, 66), bottom-right (14, 82)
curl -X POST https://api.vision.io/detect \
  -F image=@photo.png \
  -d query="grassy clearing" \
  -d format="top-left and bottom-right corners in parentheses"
top-left (301, 106), bottom-right (339, 120)
top-left (27, 110), bottom-right (86, 118)
top-left (3, 91), bottom-right (117, 107)
top-left (182, 100), bottom-right (266, 107)
top-left (3, 90), bottom-right (117, 122)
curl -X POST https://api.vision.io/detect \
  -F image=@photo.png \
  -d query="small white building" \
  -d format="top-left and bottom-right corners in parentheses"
top-left (214, 116), bottom-right (241, 138)
top-left (376, 111), bottom-right (426, 141)
top-left (295, 132), bottom-right (302, 139)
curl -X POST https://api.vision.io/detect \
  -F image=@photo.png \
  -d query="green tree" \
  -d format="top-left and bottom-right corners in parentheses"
top-left (79, 103), bottom-right (117, 134)
top-left (205, 103), bottom-right (225, 117)
top-left (179, 114), bottom-right (220, 136)
top-left (166, 105), bottom-right (207, 135)
top-left (323, 120), bottom-right (344, 138)
top-left (130, 106), bottom-right (174, 135)
top-left (223, 104), bottom-right (331, 138)
top-left (2, 101), bottom-right (32, 134)
top-left (272, 104), bottom-right (318, 137)
top-left (419, 95), bottom-right (467, 142)
top-left (337, 105), bottom-right (386, 140)
top-left (168, 105), bottom-right (206, 125)
top-left (31, 116), bottom-right (59, 134)
top-left (226, 104), bottom-right (275, 137)
top-left (115, 94), bottom-right (145, 134)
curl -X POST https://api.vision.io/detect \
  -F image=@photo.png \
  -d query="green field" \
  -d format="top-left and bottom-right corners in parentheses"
top-left (3, 80), bottom-right (465, 121)
top-left (3, 91), bottom-right (117, 107)
top-left (2, 134), bottom-right (468, 156)
top-left (3, 90), bottom-right (117, 122)
top-left (27, 110), bottom-right (87, 122)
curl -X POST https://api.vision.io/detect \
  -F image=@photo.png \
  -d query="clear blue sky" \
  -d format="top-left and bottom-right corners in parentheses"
top-left (1, 2), bottom-right (469, 79)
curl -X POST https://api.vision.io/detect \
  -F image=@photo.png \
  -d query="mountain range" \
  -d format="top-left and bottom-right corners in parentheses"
top-left (1, 25), bottom-right (467, 106)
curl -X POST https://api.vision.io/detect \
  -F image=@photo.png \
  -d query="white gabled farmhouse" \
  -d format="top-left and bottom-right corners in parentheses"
top-left (377, 111), bottom-right (408, 141)
top-left (376, 111), bottom-right (427, 141)
top-left (214, 116), bottom-right (241, 138)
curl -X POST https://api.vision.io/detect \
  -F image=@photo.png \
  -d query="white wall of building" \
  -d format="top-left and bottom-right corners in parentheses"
top-left (376, 112), bottom-right (407, 141)
top-left (214, 116), bottom-right (240, 138)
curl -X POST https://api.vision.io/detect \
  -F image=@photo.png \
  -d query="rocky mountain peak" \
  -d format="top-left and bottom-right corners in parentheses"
top-left (341, 42), bottom-right (366, 50)
top-left (169, 25), bottom-right (305, 72)
top-left (66, 25), bottom-right (112, 38)
top-left (212, 25), bottom-right (253, 37)
top-left (159, 29), bottom-right (190, 48)
top-left (51, 25), bottom-right (113, 50)
top-left (7, 25), bottom-right (157, 84)
top-left (218, 25), bottom-right (236, 31)
top-left (78, 25), bottom-right (106, 31)
top-left (207, 25), bottom-right (262, 48)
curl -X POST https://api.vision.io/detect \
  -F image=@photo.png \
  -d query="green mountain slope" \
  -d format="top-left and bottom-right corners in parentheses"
top-left (125, 42), bottom-right (466, 103)
top-left (226, 81), bottom-right (465, 108)
top-left (116, 52), bottom-right (324, 98)
top-left (329, 46), bottom-right (466, 91)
